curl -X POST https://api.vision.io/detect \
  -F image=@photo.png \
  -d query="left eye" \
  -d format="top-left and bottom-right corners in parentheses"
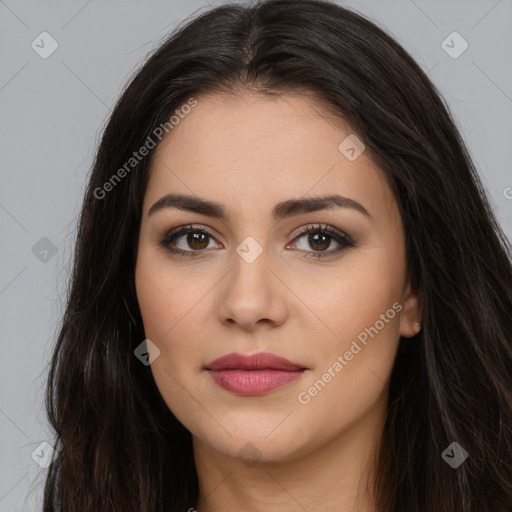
top-left (288, 224), bottom-right (354, 259)
top-left (293, 231), bottom-right (339, 251)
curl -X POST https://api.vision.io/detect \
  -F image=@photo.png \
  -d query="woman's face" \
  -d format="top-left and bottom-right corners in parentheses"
top-left (135, 91), bottom-right (420, 464)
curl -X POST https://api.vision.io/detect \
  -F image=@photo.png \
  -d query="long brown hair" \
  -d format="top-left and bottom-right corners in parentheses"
top-left (43, 1), bottom-right (512, 510)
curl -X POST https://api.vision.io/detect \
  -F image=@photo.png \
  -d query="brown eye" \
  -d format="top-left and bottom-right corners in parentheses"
top-left (160, 225), bottom-right (220, 256)
top-left (305, 232), bottom-right (331, 251)
top-left (289, 224), bottom-right (354, 259)
top-left (185, 232), bottom-right (210, 250)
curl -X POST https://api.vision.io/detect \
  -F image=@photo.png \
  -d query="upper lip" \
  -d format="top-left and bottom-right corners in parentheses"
top-left (205, 352), bottom-right (307, 371)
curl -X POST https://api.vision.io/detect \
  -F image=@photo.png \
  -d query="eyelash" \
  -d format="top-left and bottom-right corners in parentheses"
top-left (158, 223), bottom-right (354, 259)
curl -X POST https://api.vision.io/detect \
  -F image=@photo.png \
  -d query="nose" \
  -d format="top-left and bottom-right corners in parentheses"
top-left (216, 244), bottom-right (289, 331)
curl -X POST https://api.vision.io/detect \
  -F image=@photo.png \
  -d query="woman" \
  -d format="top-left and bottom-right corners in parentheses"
top-left (43, 0), bottom-right (512, 510)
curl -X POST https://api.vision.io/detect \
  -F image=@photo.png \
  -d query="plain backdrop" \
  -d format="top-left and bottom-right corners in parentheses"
top-left (0, 0), bottom-right (511, 509)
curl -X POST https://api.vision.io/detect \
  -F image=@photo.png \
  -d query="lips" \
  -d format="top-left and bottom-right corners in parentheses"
top-left (205, 352), bottom-right (307, 396)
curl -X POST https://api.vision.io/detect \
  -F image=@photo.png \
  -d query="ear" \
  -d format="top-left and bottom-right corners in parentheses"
top-left (399, 275), bottom-right (422, 338)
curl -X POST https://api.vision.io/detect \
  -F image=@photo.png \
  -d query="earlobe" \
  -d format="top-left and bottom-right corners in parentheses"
top-left (399, 277), bottom-right (422, 338)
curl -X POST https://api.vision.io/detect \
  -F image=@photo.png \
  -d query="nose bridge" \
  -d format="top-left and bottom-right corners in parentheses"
top-left (230, 236), bottom-right (272, 299)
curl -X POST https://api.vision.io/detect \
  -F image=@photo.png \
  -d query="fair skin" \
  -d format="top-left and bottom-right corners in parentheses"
top-left (135, 91), bottom-right (421, 512)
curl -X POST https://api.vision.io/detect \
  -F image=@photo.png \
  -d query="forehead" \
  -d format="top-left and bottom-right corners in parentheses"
top-left (144, 91), bottom-right (395, 222)
top-left (153, 90), bottom-right (354, 161)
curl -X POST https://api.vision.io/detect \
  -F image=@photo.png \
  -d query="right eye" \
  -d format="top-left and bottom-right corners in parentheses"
top-left (159, 224), bottom-right (222, 256)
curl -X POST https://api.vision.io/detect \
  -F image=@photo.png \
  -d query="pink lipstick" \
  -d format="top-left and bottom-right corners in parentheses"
top-left (205, 352), bottom-right (307, 396)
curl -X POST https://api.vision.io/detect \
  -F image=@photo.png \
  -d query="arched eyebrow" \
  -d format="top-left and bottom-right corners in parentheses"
top-left (148, 193), bottom-right (371, 220)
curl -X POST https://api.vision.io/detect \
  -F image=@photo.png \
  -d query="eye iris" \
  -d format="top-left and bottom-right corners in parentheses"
top-left (309, 233), bottom-right (330, 251)
top-left (188, 232), bottom-right (208, 250)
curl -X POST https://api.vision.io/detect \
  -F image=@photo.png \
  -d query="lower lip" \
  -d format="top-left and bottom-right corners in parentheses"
top-left (207, 369), bottom-right (305, 395)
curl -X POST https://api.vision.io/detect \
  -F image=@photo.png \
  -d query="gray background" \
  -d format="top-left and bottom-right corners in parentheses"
top-left (0, 0), bottom-right (511, 509)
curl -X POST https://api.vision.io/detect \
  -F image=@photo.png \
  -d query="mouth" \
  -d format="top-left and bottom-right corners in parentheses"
top-left (204, 352), bottom-right (308, 396)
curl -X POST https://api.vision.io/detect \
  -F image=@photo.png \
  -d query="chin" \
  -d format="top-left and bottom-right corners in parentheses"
top-left (189, 414), bottom-right (315, 465)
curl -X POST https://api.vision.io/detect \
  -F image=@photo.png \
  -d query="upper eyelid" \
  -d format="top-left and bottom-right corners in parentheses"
top-left (294, 223), bottom-right (350, 238)
top-left (163, 224), bottom-right (220, 242)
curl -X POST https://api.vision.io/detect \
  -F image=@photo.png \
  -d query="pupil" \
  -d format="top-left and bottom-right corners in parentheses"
top-left (189, 232), bottom-right (208, 249)
top-left (310, 233), bottom-right (329, 251)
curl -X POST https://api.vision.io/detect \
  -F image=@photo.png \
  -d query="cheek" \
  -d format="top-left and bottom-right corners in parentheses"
top-left (295, 247), bottom-right (404, 343)
top-left (292, 249), bottom-right (404, 411)
top-left (135, 254), bottom-right (206, 423)
top-left (135, 245), bottom-right (203, 341)
top-left (135, 248), bottom-right (212, 381)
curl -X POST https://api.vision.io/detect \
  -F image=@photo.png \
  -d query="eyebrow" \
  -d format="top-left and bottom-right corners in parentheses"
top-left (148, 193), bottom-right (371, 220)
